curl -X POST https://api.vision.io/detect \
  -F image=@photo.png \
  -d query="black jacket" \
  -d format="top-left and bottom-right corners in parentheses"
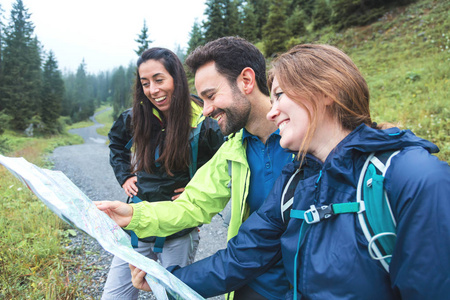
top-left (108, 106), bottom-right (224, 241)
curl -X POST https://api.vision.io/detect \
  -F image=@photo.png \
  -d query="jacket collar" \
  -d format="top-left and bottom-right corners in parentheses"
top-left (241, 128), bottom-right (281, 144)
top-left (190, 101), bottom-right (205, 128)
top-left (152, 101), bottom-right (206, 129)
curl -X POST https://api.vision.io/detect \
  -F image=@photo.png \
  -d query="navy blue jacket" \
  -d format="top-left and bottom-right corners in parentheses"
top-left (171, 124), bottom-right (450, 299)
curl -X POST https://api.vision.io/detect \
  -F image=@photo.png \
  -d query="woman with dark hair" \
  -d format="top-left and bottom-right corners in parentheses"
top-left (103, 47), bottom-right (223, 299)
top-left (130, 44), bottom-right (450, 299)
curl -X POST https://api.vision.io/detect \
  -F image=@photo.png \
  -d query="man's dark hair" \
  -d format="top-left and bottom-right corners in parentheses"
top-left (185, 36), bottom-right (269, 96)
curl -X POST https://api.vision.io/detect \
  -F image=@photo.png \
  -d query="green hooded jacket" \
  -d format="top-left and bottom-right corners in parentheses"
top-left (125, 129), bottom-right (250, 240)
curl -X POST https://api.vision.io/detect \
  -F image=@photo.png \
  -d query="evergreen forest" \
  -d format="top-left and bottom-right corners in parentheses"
top-left (0, 0), bottom-right (448, 159)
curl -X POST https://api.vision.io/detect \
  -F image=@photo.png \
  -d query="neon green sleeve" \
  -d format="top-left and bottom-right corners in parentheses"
top-left (124, 149), bottom-right (231, 238)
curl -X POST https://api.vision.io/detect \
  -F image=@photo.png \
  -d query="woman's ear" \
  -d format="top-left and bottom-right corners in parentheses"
top-left (239, 67), bottom-right (256, 95)
top-left (323, 94), bottom-right (334, 106)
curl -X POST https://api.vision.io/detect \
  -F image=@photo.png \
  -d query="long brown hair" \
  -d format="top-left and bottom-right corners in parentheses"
top-left (269, 44), bottom-right (372, 162)
top-left (132, 48), bottom-right (192, 176)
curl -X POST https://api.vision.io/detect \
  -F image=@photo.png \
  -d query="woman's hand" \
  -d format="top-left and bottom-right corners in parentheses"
top-left (130, 264), bottom-right (152, 292)
top-left (171, 187), bottom-right (185, 200)
top-left (94, 201), bottom-right (133, 227)
top-left (122, 176), bottom-right (138, 197)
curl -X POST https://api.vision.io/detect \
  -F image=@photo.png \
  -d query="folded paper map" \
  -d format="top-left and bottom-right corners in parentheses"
top-left (0, 155), bottom-right (204, 300)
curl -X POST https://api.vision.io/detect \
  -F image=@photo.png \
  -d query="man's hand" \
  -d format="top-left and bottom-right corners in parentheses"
top-left (94, 201), bottom-right (133, 227)
top-left (130, 264), bottom-right (152, 292)
top-left (122, 176), bottom-right (138, 197)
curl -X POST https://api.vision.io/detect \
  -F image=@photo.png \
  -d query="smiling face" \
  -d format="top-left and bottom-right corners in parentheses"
top-left (267, 76), bottom-right (311, 151)
top-left (139, 59), bottom-right (174, 116)
top-left (195, 61), bottom-right (250, 135)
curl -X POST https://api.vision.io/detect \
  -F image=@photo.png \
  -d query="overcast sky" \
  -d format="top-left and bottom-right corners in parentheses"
top-left (1, 0), bottom-right (207, 74)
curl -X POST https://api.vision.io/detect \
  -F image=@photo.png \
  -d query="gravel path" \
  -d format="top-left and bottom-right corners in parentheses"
top-left (50, 108), bottom-right (227, 299)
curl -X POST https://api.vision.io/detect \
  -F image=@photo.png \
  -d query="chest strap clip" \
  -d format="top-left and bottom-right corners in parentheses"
top-left (304, 204), bottom-right (334, 224)
top-left (302, 202), bottom-right (364, 224)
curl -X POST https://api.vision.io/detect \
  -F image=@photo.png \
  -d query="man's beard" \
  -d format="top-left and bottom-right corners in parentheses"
top-left (218, 87), bottom-right (251, 136)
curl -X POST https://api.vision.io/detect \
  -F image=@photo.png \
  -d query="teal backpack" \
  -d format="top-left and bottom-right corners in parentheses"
top-left (283, 150), bottom-right (400, 273)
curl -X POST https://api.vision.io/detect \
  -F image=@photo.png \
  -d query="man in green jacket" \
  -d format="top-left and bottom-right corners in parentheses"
top-left (96, 36), bottom-right (293, 299)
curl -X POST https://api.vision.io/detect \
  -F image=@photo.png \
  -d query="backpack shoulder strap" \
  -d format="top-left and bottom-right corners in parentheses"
top-left (281, 168), bottom-right (303, 224)
top-left (357, 150), bottom-right (401, 273)
top-left (125, 138), bottom-right (133, 150)
top-left (189, 120), bottom-right (203, 179)
top-left (188, 100), bottom-right (206, 179)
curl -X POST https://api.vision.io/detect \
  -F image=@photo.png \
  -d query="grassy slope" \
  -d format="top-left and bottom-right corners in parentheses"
top-left (302, 0), bottom-right (449, 161)
top-left (0, 132), bottom-right (88, 298)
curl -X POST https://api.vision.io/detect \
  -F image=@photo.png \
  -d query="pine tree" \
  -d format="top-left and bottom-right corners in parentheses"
top-left (0, 4), bottom-right (5, 113)
top-left (203, 0), bottom-right (227, 42)
top-left (1, 0), bottom-right (42, 131)
top-left (86, 73), bottom-right (97, 111)
top-left (294, 0), bottom-right (315, 20)
top-left (187, 19), bottom-right (204, 55)
top-left (312, 0), bottom-right (332, 30)
top-left (329, 0), bottom-right (407, 30)
top-left (174, 44), bottom-right (186, 62)
top-left (0, 3), bottom-right (8, 137)
top-left (241, 2), bottom-right (258, 42)
top-left (124, 62), bottom-right (134, 106)
top-left (28, 36), bottom-right (43, 116)
top-left (74, 61), bottom-right (88, 121)
top-left (89, 73), bottom-right (100, 108)
top-left (41, 51), bottom-right (64, 134)
top-left (262, 0), bottom-right (290, 57)
top-left (61, 72), bottom-right (75, 117)
top-left (224, 0), bottom-right (241, 36)
top-left (111, 66), bottom-right (127, 118)
top-left (249, 0), bottom-right (270, 40)
top-left (135, 20), bottom-right (152, 56)
top-left (95, 71), bottom-right (111, 105)
top-left (73, 60), bottom-right (94, 121)
top-left (287, 6), bottom-right (307, 37)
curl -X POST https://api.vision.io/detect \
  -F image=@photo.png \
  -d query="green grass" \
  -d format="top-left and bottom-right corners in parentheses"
top-left (294, 0), bottom-right (449, 161)
top-left (94, 106), bottom-right (115, 137)
top-left (0, 129), bottom-right (90, 299)
top-left (67, 120), bottom-right (95, 130)
top-left (1, 130), bottom-right (84, 167)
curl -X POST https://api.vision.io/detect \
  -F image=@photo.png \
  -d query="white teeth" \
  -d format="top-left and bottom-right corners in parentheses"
top-left (155, 96), bottom-right (166, 102)
top-left (279, 121), bottom-right (288, 131)
top-left (215, 113), bottom-right (223, 122)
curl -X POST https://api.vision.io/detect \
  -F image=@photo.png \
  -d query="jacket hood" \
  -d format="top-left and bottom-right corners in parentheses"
top-left (336, 124), bottom-right (438, 155)
top-left (323, 124), bottom-right (438, 180)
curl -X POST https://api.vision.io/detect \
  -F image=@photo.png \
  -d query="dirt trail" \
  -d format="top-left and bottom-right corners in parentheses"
top-left (50, 108), bottom-right (227, 299)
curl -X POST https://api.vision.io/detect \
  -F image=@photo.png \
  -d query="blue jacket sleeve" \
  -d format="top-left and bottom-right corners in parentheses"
top-left (386, 147), bottom-right (450, 299)
top-left (170, 172), bottom-right (288, 298)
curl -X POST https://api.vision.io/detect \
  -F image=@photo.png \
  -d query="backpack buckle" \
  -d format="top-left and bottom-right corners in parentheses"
top-left (304, 204), bottom-right (334, 224)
